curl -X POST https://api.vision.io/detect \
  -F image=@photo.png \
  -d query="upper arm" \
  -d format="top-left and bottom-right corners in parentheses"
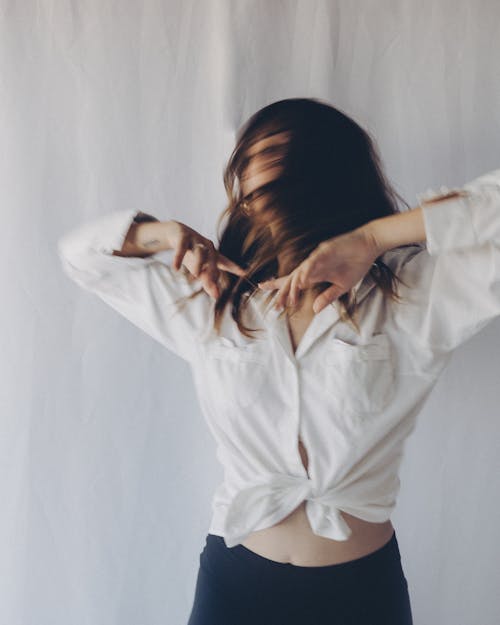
top-left (57, 209), bottom-right (213, 363)
top-left (389, 168), bottom-right (500, 355)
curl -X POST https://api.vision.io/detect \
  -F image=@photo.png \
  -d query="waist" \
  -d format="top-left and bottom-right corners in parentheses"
top-left (240, 501), bottom-right (395, 566)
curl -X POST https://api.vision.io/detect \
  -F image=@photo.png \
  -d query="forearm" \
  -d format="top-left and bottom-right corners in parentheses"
top-left (364, 189), bottom-right (474, 255)
top-left (364, 206), bottom-right (427, 256)
top-left (113, 215), bottom-right (175, 257)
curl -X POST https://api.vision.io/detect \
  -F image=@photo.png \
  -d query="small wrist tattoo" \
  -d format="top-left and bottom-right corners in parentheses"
top-left (142, 238), bottom-right (162, 249)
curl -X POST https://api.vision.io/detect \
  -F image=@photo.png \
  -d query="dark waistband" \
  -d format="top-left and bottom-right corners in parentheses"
top-left (205, 530), bottom-right (400, 576)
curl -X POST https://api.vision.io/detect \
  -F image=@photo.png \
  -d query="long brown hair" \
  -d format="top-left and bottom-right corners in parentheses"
top-left (178, 97), bottom-right (419, 339)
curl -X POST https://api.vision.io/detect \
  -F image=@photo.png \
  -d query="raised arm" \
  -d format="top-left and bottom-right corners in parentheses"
top-left (364, 168), bottom-right (500, 354)
top-left (57, 209), bottom-right (215, 363)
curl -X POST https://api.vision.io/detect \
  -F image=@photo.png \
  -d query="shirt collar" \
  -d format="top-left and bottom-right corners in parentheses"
top-left (255, 272), bottom-right (378, 362)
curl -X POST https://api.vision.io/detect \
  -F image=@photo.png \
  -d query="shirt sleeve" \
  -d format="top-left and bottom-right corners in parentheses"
top-left (389, 167), bottom-right (500, 355)
top-left (57, 208), bottom-right (214, 363)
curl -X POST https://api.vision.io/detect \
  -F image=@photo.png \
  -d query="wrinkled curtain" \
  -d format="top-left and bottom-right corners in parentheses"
top-left (1, 1), bottom-right (499, 624)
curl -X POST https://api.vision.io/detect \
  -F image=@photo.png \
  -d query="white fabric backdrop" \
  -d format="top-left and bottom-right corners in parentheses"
top-left (1, 1), bottom-right (499, 623)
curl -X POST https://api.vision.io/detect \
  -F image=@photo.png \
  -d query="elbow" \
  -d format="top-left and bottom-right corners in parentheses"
top-left (57, 233), bottom-right (96, 288)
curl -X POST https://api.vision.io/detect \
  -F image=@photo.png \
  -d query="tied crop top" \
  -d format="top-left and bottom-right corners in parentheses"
top-left (57, 168), bottom-right (500, 548)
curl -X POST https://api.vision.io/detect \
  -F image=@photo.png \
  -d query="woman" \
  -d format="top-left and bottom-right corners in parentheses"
top-left (58, 98), bottom-right (500, 624)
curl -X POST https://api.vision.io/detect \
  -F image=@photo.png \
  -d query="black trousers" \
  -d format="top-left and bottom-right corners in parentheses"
top-left (187, 530), bottom-right (413, 625)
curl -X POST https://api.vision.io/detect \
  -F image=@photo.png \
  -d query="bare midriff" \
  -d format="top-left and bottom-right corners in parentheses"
top-left (240, 300), bottom-right (395, 567)
top-left (240, 438), bottom-right (394, 566)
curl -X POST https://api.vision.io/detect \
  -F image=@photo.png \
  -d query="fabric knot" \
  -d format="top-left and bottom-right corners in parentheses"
top-left (222, 473), bottom-right (353, 547)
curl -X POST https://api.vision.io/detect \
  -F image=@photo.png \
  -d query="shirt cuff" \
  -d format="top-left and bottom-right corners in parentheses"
top-left (95, 208), bottom-right (145, 256)
top-left (418, 168), bottom-right (500, 256)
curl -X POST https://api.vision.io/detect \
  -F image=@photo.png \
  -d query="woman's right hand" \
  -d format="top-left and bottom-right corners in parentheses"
top-left (164, 220), bottom-right (246, 299)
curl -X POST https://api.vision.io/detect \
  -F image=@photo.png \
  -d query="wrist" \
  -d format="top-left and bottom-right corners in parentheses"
top-left (357, 219), bottom-right (389, 258)
top-left (362, 207), bottom-right (427, 256)
top-left (126, 219), bottom-right (176, 255)
top-left (159, 220), bottom-right (178, 251)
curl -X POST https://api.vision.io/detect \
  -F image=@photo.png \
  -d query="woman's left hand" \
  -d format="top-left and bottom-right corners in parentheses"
top-left (257, 226), bottom-right (380, 314)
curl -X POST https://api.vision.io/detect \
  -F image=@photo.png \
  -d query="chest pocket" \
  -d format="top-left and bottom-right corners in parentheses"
top-left (204, 337), bottom-right (268, 409)
top-left (324, 333), bottom-right (395, 419)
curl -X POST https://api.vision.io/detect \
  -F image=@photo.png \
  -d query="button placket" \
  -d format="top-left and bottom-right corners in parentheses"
top-left (293, 361), bottom-right (310, 479)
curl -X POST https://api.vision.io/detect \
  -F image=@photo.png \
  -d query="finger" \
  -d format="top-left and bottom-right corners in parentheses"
top-left (204, 254), bottom-right (222, 298)
top-left (257, 275), bottom-right (289, 290)
top-left (192, 243), bottom-right (209, 277)
top-left (288, 271), bottom-right (303, 307)
top-left (192, 250), bottom-right (219, 298)
top-left (275, 273), bottom-right (294, 310)
top-left (199, 273), bottom-right (220, 299)
top-left (172, 237), bottom-right (190, 271)
top-left (216, 254), bottom-right (246, 276)
top-left (312, 284), bottom-right (345, 313)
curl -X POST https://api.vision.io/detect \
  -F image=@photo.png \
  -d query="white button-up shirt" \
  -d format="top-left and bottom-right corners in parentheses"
top-left (57, 167), bottom-right (500, 548)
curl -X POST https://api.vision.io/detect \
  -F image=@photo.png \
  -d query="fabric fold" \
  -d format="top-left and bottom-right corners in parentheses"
top-left (222, 473), bottom-right (354, 548)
